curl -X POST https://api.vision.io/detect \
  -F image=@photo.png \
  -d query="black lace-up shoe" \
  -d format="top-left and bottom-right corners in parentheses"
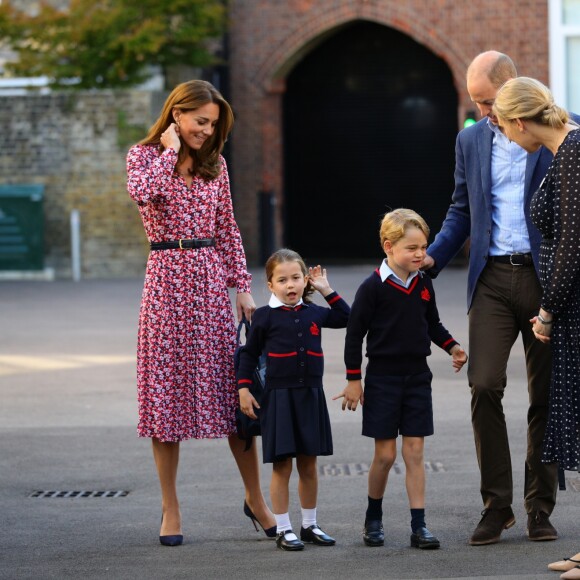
top-left (363, 520), bottom-right (384, 547)
top-left (410, 527), bottom-right (440, 549)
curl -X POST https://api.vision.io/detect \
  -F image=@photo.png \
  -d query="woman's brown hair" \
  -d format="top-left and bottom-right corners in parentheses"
top-left (140, 80), bottom-right (234, 180)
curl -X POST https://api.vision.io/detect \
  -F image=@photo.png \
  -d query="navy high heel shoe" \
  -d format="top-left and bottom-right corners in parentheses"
top-left (160, 514), bottom-right (183, 547)
top-left (243, 501), bottom-right (277, 538)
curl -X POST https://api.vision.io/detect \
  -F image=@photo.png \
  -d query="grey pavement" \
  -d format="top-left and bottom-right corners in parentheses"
top-left (0, 265), bottom-right (578, 580)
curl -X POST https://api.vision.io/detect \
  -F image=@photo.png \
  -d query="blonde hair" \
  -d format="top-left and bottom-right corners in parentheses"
top-left (140, 80), bottom-right (234, 180)
top-left (493, 77), bottom-right (569, 129)
top-left (379, 208), bottom-right (430, 247)
top-left (265, 248), bottom-right (314, 303)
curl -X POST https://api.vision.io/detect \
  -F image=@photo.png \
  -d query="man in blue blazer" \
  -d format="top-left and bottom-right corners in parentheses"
top-left (423, 51), bottom-right (559, 546)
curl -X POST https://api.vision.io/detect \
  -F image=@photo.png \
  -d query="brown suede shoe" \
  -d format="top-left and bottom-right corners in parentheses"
top-left (469, 507), bottom-right (515, 546)
top-left (527, 510), bottom-right (558, 541)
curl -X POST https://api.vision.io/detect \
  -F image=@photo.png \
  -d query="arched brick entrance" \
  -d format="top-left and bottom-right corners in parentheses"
top-left (229, 0), bottom-right (549, 264)
top-left (283, 20), bottom-right (458, 261)
top-left (247, 11), bottom-right (467, 263)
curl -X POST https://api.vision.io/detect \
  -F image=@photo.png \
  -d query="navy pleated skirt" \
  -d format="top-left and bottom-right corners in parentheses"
top-left (260, 386), bottom-right (333, 463)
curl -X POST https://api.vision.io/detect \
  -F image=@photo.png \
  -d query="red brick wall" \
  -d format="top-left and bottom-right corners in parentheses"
top-left (229, 0), bottom-right (549, 264)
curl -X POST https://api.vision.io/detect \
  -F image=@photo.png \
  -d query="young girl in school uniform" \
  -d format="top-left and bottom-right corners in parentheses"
top-left (236, 248), bottom-right (350, 551)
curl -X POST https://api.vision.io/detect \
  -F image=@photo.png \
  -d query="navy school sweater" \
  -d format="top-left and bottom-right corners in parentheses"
top-left (344, 270), bottom-right (458, 378)
top-left (237, 291), bottom-right (350, 390)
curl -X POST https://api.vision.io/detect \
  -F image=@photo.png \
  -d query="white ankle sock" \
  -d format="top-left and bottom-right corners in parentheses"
top-left (274, 512), bottom-right (293, 534)
top-left (301, 507), bottom-right (317, 529)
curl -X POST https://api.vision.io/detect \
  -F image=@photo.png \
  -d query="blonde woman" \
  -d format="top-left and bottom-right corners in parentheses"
top-left (494, 77), bottom-right (580, 578)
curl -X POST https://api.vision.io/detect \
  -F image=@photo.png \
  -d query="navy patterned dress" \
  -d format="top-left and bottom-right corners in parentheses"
top-left (530, 129), bottom-right (580, 471)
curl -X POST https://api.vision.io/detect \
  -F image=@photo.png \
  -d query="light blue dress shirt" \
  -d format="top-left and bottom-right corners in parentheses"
top-left (487, 120), bottom-right (531, 256)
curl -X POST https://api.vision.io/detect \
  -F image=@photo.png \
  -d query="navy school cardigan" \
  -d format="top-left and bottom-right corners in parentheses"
top-left (237, 291), bottom-right (350, 390)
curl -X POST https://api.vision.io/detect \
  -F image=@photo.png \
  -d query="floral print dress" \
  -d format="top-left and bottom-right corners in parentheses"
top-left (127, 144), bottom-right (252, 442)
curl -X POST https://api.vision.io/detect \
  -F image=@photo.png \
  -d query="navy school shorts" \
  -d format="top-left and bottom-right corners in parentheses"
top-left (362, 371), bottom-right (434, 439)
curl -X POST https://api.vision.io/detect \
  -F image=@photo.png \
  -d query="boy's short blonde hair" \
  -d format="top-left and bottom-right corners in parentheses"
top-left (379, 208), bottom-right (430, 247)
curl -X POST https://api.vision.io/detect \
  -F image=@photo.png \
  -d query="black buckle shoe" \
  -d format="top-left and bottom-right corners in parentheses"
top-left (300, 524), bottom-right (336, 546)
top-left (276, 530), bottom-right (305, 551)
top-left (363, 519), bottom-right (384, 547)
top-left (410, 527), bottom-right (440, 549)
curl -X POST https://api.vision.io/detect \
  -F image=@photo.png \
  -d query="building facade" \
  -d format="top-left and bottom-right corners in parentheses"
top-left (2, 0), bottom-right (570, 276)
top-left (228, 0), bottom-right (550, 265)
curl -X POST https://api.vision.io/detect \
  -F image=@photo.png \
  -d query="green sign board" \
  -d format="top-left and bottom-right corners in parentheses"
top-left (0, 184), bottom-right (44, 270)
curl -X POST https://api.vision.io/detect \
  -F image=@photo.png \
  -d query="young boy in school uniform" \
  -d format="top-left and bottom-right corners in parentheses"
top-left (334, 208), bottom-right (467, 549)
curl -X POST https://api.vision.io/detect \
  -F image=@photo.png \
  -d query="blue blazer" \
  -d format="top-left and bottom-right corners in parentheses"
top-left (427, 116), bottom-right (576, 311)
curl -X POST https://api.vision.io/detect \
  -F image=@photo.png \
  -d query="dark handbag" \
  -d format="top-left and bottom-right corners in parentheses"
top-left (234, 315), bottom-right (266, 450)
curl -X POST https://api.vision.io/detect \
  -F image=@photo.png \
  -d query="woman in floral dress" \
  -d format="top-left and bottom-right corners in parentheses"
top-left (127, 80), bottom-right (275, 545)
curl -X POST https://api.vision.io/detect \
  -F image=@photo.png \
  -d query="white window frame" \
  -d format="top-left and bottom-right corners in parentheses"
top-left (549, 0), bottom-right (580, 108)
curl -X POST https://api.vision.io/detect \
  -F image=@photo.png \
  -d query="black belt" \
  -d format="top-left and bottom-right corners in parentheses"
top-left (150, 238), bottom-right (215, 250)
top-left (488, 253), bottom-right (533, 266)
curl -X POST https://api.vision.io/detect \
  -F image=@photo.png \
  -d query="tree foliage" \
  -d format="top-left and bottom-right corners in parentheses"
top-left (0, 0), bottom-right (227, 88)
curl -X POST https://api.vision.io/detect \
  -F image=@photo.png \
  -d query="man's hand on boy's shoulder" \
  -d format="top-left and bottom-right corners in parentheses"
top-left (421, 255), bottom-right (435, 270)
top-left (450, 345), bottom-right (468, 373)
top-left (332, 380), bottom-right (364, 411)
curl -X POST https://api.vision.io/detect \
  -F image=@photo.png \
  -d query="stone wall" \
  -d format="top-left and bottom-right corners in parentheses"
top-left (0, 90), bottom-right (162, 278)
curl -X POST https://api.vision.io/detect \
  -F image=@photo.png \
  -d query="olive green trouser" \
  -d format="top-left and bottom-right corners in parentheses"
top-left (468, 262), bottom-right (558, 515)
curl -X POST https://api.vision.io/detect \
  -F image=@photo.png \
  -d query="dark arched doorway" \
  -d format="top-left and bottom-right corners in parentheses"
top-left (283, 20), bottom-right (458, 262)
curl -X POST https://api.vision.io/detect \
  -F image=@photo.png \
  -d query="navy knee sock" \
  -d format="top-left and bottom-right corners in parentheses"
top-left (366, 496), bottom-right (383, 522)
top-left (410, 508), bottom-right (426, 533)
